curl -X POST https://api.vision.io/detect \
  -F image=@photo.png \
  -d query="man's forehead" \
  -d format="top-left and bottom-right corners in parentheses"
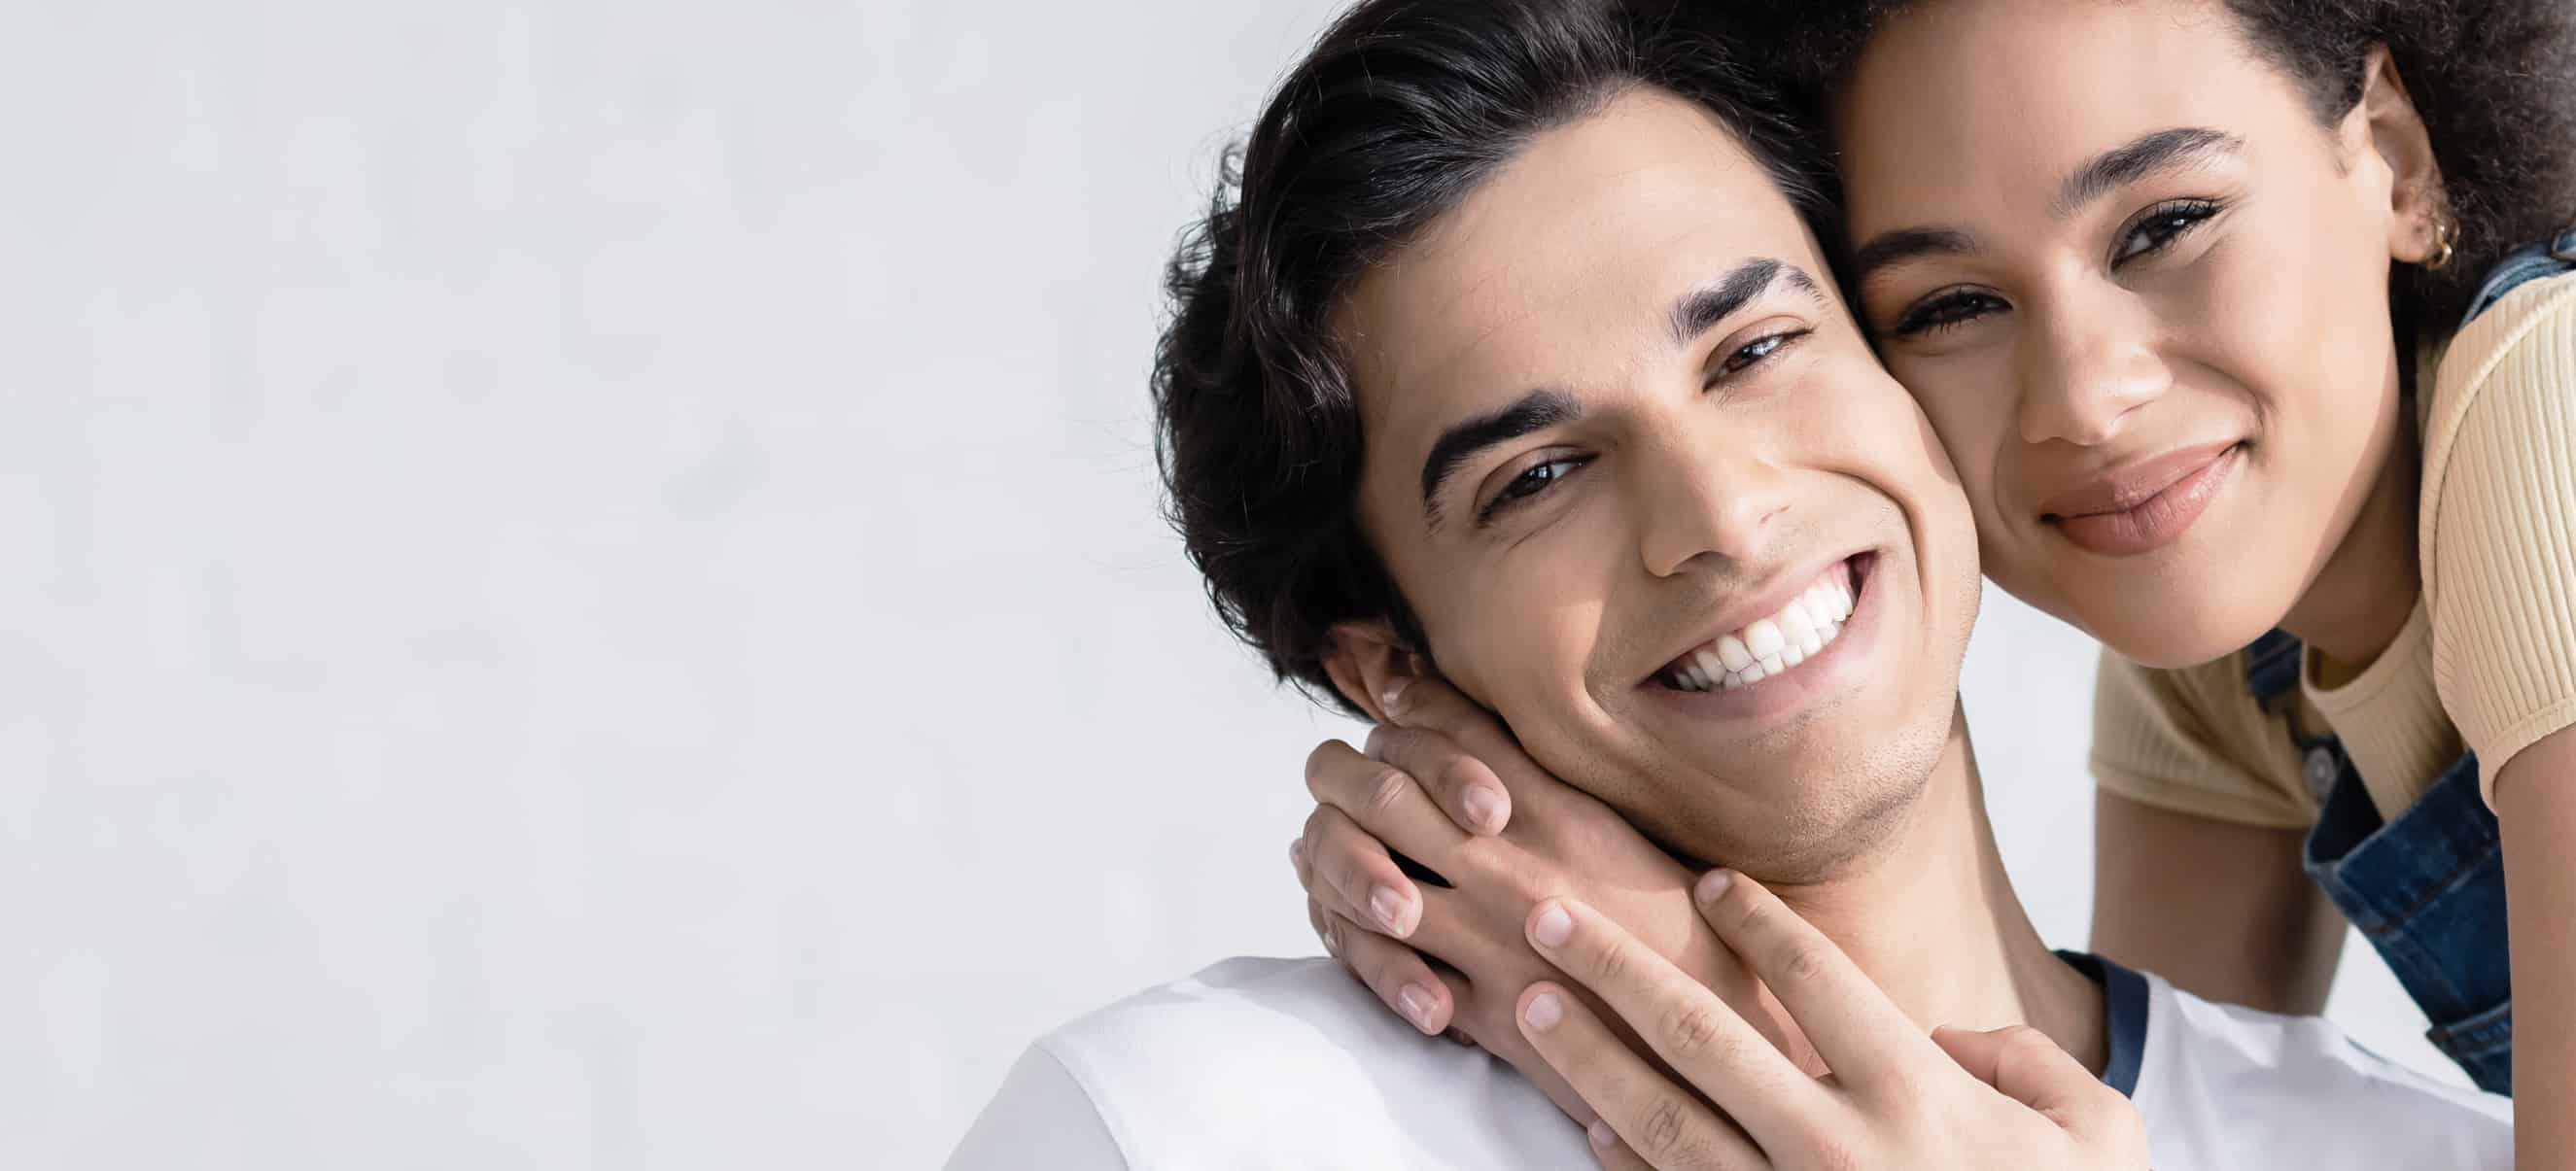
top-left (1340, 91), bottom-right (1808, 433)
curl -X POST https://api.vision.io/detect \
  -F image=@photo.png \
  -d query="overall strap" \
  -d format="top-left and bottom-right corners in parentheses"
top-left (2458, 220), bottom-right (2576, 328)
top-left (2242, 628), bottom-right (2304, 706)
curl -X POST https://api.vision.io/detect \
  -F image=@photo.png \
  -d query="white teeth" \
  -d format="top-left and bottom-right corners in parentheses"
top-left (1662, 564), bottom-right (1866, 696)
top-left (1805, 578), bottom-right (1853, 625)
top-left (1744, 619), bottom-right (1786, 659)
top-left (1692, 649), bottom-right (1726, 686)
top-left (1777, 601), bottom-right (1817, 643)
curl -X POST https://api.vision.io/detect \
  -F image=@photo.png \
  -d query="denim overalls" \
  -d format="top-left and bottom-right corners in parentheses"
top-left (2232, 222), bottom-right (2576, 1097)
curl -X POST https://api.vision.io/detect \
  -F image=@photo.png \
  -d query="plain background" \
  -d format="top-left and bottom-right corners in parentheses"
top-left (4, 2), bottom-right (2464, 1167)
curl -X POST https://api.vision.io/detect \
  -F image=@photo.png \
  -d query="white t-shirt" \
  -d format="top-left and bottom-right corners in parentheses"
top-left (947, 955), bottom-right (2511, 1171)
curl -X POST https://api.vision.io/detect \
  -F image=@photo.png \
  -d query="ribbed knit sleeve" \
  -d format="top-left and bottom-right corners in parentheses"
top-left (2420, 271), bottom-right (2576, 806)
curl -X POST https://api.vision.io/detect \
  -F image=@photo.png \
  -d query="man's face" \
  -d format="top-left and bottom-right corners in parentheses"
top-left (1335, 89), bottom-right (1983, 879)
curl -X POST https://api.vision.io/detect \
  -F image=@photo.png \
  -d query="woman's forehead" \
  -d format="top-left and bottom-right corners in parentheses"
top-left (1833, 0), bottom-right (2287, 218)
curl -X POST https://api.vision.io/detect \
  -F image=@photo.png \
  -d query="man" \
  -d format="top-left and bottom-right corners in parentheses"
top-left (951, 0), bottom-right (2510, 1165)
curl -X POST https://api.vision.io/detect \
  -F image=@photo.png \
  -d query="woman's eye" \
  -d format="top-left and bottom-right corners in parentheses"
top-left (1478, 456), bottom-right (1586, 526)
top-left (2113, 199), bottom-right (2222, 265)
top-left (1892, 290), bottom-right (2007, 337)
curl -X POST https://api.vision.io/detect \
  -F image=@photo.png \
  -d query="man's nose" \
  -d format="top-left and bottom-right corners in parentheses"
top-left (1634, 432), bottom-right (1792, 579)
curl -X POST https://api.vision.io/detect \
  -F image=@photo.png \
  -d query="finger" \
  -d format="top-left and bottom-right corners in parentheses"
top-left (1524, 898), bottom-right (1823, 1143)
top-left (1301, 804), bottom-right (1427, 938)
top-left (1431, 984), bottom-right (1598, 1127)
top-left (1584, 1119), bottom-right (1716, 1171)
top-left (1305, 740), bottom-right (1472, 871)
top-left (1692, 871), bottom-right (1935, 1097)
top-left (1515, 982), bottom-right (1763, 1171)
top-left (1317, 906), bottom-right (1458, 1035)
top-left (1932, 1025), bottom-right (2143, 1151)
top-left (1292, 839), bottom-right (1344, 951)
top-left (1361, 725), bottom-right (1511, 838)
top-left (1301, 821), bottom-right (1495, 988)
top-left (1312, 899), bottom-right (1448, 1029)
top-left (1378, 675), bottom-right (1588, 820)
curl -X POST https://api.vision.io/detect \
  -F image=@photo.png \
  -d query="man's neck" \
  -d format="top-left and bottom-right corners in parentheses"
top-left (1762, 711), bottom-right (2109, 1075)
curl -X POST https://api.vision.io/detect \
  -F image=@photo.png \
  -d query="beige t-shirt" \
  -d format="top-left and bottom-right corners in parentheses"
top-left (2094, 269), bottom-right (2576, 825)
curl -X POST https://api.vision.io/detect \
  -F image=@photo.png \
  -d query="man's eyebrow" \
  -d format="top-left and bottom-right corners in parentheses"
top-left (1668, 258), bottom-right (1820, 345)
top-left (1413, 260), bottom-right (1815, 528)
top-left (2052, 126), bottom-right (2243, 220)
top-left (1419, 389), bottom-right (1582, 528)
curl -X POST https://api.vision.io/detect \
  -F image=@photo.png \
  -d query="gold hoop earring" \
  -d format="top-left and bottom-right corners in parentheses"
top-left (2427, 216), bottom-right (2459, 271)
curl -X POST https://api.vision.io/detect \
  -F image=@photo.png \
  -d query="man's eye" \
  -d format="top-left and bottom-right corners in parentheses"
top-left (2113, 199), bottom-right (2223, 265)
top-left (1478, 456), bottom-right (1586, 526)
top-left (1892, 290), bottom-right (2007, 337)
top-left (1718, 330), bottom-right (1798, 376)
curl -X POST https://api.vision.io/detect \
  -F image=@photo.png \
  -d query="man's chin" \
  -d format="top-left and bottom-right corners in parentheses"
top-left (1628, 719), bottom-right (1954, 882)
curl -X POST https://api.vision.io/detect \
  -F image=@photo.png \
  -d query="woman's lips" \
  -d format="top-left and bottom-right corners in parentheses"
top-left (2043, 442), bottom-right (2244, 558)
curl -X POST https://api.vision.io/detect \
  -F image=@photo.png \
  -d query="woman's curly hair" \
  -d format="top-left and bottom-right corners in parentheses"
top-left (1749, 0), bottom-right (2576, 328)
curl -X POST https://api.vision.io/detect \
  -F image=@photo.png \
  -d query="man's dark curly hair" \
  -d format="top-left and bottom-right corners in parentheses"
top-left (1749, 0), bottom-right (2576, 329)
top-left (1149, 0), bottom-right (1823, 715)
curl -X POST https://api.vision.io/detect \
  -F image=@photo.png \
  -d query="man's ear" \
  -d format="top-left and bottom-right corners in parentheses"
top-left (1322, 621), bottom-right (1425, 723)
top-left (2343, 46), bottom-right (2448, 264)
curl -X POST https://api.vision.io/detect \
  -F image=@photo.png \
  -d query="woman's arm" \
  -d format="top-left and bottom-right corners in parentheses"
top-left (2090, 790), bottom-right (2346, 1014)
top-left (2497, 729), bottom-right (2576, 1169)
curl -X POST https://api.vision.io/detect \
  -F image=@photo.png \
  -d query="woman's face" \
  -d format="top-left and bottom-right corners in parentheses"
top-left (1834, 0), bottom-right (2437, 667)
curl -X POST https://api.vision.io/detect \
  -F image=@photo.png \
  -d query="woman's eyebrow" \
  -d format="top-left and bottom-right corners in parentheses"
top-left (2051, 126), bottom-right (2244, 219)
top-left (1849, 227), bottom-right (1979, 288)
top-left (1846, 127), bottom-right (2244, 290)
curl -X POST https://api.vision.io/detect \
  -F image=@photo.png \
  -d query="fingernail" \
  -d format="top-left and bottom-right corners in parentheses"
top-left (1289, 839), bottom-right (1306, 869)
top-left (1531, 903), bottom-right (1573, 948)
top-left (1523, 991), bottom-right (1563, 1032)
top-left (1587, 1119), bottom-right (1619, 1152)
top-left (1371, 885), bottom-right (1411, 934)
top-left (1322, 921), bottom-right (1340, 954)
top-left (1695, 870), bottom-right (1733, 905)
top-left (1380, 677), bottom-right (1411, 717)
top-left (1462, 786), bottom-right (1505, 832)
top-left (1398, 984), bottom-right (1439, 1031)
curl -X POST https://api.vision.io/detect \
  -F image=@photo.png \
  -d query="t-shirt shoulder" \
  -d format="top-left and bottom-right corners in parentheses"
top-left (2421, 269), bottom-right (2576, 800)
top-left (966, 957), bottom-right (1589, 1170)
top-left (2134, 972), bottom-right (2512, 1170)
top-left (2089, 646), bottom-right (2318, 828)
top-left (945, 1043), bottom-right (1131, 1171)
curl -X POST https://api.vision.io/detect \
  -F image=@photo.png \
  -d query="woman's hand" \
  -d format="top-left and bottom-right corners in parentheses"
top-left (1516, 872), bottom-right (2149, 1170)
top-left (1287, 675), bottom-right (1806, 1120)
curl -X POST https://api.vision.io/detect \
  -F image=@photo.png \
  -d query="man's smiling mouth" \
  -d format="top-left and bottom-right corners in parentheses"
top-left (1658, 556), bottom-right (1868, 693)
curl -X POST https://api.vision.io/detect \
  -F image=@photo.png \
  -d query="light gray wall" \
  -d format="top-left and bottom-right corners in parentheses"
top-left (1, 2), bottom-right (2454, 1167)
